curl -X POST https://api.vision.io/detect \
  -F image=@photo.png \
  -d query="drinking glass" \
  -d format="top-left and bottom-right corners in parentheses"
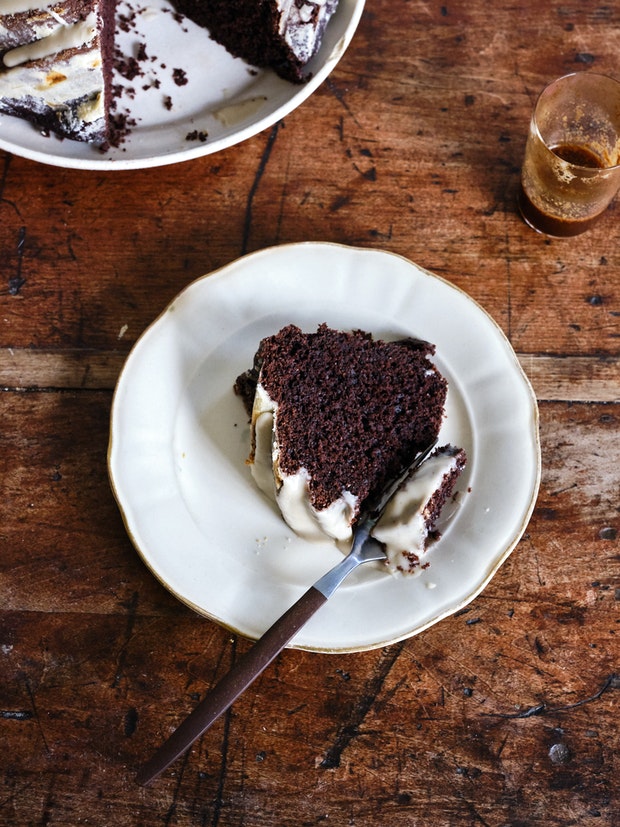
top-left (519, 72), bottom-right (620, 237)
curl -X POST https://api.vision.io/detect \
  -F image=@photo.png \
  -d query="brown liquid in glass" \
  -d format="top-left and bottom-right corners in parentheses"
top-left (551, 144), bottom-right (605, 168)
top-left (519, 143), bottom-right (607, 236)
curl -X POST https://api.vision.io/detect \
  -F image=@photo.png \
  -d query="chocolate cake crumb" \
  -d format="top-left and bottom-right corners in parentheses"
top-left (186, 129), bottom-right (208, 142)
top-left (173, 67), bottom-right (188, 86)
top-left (115, 54), bottom-right (143, 81)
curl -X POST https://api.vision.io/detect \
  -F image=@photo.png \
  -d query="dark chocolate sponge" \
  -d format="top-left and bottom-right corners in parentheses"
top-left (171, 0), bottom-right (337, 82)
top-left (235, 324), bottom-right (448, 519)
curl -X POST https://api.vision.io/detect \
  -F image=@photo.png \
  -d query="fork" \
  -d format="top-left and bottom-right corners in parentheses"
top-left (136, 439), bottom-right (437, 786)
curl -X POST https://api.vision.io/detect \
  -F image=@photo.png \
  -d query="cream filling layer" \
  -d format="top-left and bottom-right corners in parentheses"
top-left (1, 1), bottom-right (59, 13)
top-left (0, 50), bottom-right (104, 117)
top-left (3, 13), bottom-right (98, 68)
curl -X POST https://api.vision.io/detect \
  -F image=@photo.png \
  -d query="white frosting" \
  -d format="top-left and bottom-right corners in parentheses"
top-left (250, 385), bottom-right (279, 498)
top-left (276, 0), bottom-right (338, 63)
top-left (373, 451), bottom-right (462, 574)
top-left (0, 54), bottom-right (103, 109)
top-left (248, 382), bottom-right (461, 572)
top-left (276, 465), bottom-right (358, 542)
top-left (0, 3), bottom-right (73, 48)
top-left (0, 48), bottom-right (103, 108)
top-left (250, 383), bottom-right (359, 542)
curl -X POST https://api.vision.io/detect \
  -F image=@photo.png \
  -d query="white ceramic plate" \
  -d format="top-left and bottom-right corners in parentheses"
top-left (108, 242), bottom-right (541, 653)
top-left (0, 0), bottom-right (364, 170)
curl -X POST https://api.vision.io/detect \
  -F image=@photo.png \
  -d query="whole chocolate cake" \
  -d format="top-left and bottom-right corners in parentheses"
top-left (235, 324), bottom-right (467, 573)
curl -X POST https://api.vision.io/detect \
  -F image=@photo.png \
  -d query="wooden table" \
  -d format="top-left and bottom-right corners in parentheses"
top-left (1, 1), bottom-right (618, 824)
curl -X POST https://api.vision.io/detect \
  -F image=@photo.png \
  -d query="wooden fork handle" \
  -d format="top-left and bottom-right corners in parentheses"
top-left (136, 586), bottom-right (327, 786)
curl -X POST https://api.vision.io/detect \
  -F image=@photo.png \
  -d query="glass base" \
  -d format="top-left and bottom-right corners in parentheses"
top-left (517, 185), bottom-right (604, 238)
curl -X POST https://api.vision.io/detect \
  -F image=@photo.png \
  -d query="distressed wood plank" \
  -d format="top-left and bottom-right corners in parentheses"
top-left (2, 348), bottom-right (619, 402)
top-left (1, 392), bottom-right (618, 825)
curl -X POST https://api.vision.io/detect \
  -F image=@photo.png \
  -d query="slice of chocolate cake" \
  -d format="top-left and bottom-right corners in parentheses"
top-left (235, 324), bottom-right (466, 573)
top-left (0, 0), bottom-right (116, 144)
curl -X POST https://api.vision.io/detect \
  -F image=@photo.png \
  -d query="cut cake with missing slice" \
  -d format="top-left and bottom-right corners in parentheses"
top-left (0, 0), bottom-right (340, 145)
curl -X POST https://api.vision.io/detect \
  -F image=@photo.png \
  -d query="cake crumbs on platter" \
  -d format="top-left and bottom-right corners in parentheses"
top-left (172, 67), bottom-right (188, 86)
top-left (186, 130), bottom-right (209, 142)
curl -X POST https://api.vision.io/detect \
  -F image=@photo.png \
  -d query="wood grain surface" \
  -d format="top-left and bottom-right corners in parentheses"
top-left (1, 0), bottom-right (618, 825)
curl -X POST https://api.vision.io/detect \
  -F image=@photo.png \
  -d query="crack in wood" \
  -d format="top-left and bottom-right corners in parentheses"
top-left (8, 226), bottom-right (26, 295)
top-left (24, 677), bottom-right (50, 755)
top-left (320, 640), bottom-right (406, 769)
top-left (0, 152), bottom-right (13, 206)
top-left (325, 77), bottom-right (360, 127)
top-left (111, 591), bottom-right (139, 689)
top-left (162, 748), bottom-right (192, 827)
top-left (241, 122), bottom-right (281, 256)
top-left (210, 636), bottom-right (237, 827)
top-left (0, 710), bottom-right (33, 720)
top-left (482, 672), bottom-right (619, 719)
